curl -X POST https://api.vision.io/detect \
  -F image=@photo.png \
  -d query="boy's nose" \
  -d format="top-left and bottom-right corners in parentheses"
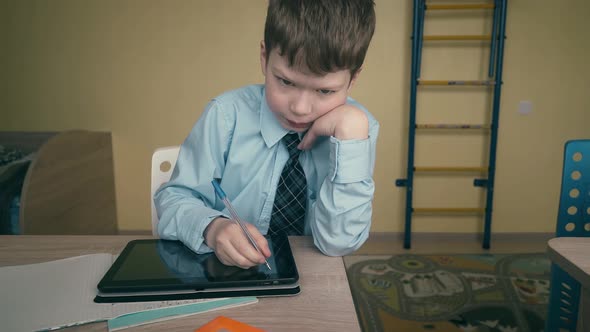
top-left (289, 92), bottom-right (312, 116)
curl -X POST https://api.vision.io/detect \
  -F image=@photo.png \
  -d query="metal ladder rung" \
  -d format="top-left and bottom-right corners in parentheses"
top-left (424, 35), bottom-right (491, 41)
top-left (426, 4), bottom-right (495, 10)
top-left (416, 124), bottom-right (491, 129)
top-left (413, 207), bottom-right (485, 214)
top-left (414, 166), bottom-right (488, 172)
top-left (418, 80), bottom-right (495, 86)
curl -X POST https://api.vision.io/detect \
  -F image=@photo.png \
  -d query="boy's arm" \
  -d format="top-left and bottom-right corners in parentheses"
top-left (154, 100), bottom-right (230, 254)
top-left (305, 104), bottom-right (379, 256)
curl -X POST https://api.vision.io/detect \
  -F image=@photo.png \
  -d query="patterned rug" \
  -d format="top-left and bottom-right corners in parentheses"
top-left (344, 253), bottom-right (551, 332)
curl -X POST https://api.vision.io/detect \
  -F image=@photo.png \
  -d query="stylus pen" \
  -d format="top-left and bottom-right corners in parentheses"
top-left (211, 179), bottom-right (272, 270)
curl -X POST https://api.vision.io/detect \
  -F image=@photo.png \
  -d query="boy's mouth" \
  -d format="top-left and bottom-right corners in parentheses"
top-left (287, 120), bottom-right (310, 129)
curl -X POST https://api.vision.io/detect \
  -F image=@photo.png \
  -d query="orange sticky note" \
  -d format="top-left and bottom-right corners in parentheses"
top-left (195, 316), bottom-right (265, 332)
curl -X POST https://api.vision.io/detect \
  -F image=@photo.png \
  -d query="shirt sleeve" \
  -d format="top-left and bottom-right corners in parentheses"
top-left (309, 113), bottom-right (379, 256)
top-left (154, 100), bottom-right (231, 254)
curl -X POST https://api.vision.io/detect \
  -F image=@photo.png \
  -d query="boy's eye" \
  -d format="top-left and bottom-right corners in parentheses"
top-left (318, 89), bottom-right (335, 95)
top-left (278, 77), bottom-right (294, 86)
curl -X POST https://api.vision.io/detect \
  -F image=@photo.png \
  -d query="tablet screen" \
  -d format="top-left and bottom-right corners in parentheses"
top-left (98, 235), bottom-right (299, 293)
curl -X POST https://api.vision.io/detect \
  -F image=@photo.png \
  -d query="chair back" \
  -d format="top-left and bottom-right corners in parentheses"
top-left (546, 139), bottom-right (590, 332)
top-left (150, 146), bottom-right (180, 237)
top-left (555, 139), bottom-right (590, 237)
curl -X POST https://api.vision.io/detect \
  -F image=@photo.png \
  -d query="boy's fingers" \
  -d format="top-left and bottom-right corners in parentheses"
top-left (299, 131), bottom-right (317, 150)
top-left (233, 227), bottom-right (266, 266)
top-left (214, 222), bottom-right (262, 268)
top-left (220, 243), bottom-right (254, 269)
top-left (260, 240), bottom-right (271, 259)
top-left (255, 234), bottom-right (271, 258)
top-left (214, 245), bottom-right (237, 267)
top-left (247, 224), bottom-right (271, 259)
top-left (228, 234), bottom-right (262, 268)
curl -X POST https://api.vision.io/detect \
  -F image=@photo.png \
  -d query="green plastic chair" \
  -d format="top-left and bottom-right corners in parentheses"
top-left (546, 139), bottom-right (590, 331)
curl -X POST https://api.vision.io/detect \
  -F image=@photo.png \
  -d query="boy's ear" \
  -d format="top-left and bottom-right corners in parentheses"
top-left (260, 41), bottom-right (267, 76)
top-left (347, 67), bottom-right (363, 91)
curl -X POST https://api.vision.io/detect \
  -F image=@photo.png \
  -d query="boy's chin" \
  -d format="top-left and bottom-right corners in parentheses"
top-left (284, 125), bottom-right (309, 133)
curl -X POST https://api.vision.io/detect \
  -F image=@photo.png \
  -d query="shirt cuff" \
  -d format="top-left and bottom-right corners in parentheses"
top-left (192, 212), bottom-right (230, 254)
top-left (328, 136), bottom-right (371, 183)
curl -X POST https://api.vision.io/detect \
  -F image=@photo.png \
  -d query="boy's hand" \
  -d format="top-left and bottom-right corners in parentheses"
top-left (298, 104), bottom-right (369, 150)
top-left (204, 217), bottom-right (271, 269)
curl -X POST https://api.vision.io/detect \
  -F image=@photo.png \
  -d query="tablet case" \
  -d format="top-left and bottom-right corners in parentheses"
top-left (95, 285), bottom-right (300, 303)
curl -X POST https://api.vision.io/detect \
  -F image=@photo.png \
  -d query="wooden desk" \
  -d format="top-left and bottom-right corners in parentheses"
top-left (547, 237), bottom-right (590, 332)
top-left (0, 235), bottom-right (360, 332)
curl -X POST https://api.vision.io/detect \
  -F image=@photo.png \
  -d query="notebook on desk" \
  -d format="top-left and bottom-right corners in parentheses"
top-left (95, 235), bottom-right (300, 303)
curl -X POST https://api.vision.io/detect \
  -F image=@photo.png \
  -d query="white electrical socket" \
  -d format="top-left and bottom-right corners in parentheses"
top-left (518, 100), bottom-right (533, 115)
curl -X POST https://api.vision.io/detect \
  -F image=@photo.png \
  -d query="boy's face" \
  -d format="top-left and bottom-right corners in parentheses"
top-left (260, 43), bottom-right (359, 133)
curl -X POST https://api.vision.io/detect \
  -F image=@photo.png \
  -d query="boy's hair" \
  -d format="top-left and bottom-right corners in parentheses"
top-left (264, 0), bottom-right (376, 77)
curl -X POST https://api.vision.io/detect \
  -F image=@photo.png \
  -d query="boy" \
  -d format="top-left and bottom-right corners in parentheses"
top-left (155, 0), bottom-right (379, 269)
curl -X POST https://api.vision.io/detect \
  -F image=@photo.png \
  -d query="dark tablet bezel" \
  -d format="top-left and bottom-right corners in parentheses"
top-left (94, 285), bottom-right (301, 303)
top-left (97, 236), bottom-right (299, 293)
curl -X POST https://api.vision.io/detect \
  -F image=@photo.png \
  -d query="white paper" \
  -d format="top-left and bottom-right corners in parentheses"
top-left (0, 254), bottom-right (231, 332)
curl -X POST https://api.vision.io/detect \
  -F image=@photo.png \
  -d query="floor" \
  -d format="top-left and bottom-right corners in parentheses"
top-left (353, 232), bottom-right (553, 255)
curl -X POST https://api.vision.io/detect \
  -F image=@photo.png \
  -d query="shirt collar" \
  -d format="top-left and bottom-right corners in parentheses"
top-left (260, 88), bottom-right (290, 148)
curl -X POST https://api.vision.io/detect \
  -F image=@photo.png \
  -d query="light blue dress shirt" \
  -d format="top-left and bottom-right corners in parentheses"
top-left (155, 84), bottom-right (379, 256)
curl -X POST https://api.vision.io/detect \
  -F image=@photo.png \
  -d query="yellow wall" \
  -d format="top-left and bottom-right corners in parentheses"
top-left (2, 1), bottom-right (589, 234)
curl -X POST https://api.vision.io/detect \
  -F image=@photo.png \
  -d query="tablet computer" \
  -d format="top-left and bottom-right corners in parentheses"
top-left (95, 235), bottom-right (300, 303)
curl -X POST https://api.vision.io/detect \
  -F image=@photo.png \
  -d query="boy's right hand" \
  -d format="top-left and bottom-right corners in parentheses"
top-left (204, 217), bottom-right (271, 269)
top-left (298, 104), bottom-right (369, 150)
